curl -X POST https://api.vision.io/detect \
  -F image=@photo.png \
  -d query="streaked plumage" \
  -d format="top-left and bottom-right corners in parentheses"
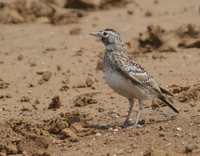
top-left (90, 28), bottom-right (179, 128)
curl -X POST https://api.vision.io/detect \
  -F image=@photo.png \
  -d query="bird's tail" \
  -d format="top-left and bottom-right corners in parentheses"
top-left (160, 87), bottom-right (174, 96)
top-left (158, 96), bottom-right (179, 113)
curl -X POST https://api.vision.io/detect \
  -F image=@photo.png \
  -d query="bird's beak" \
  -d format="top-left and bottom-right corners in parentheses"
top-left (89, 32), bottom-right (101, 39)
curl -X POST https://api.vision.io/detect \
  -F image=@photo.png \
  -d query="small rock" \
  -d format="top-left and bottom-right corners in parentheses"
top-left (138, 119), bottom-right (145, 125)
top-left (0, 79), bottom-right (9, 89)
top-left (174, 133), bottom-right (183, 138)
top-left (0, 152), bottom-right (7, 156)
top-left (30, 62), bottom-right (37, 67)
top-left (57, 65), bottom-right (62, 71)
top-left (42, 71), bottom-right (52, 81)
top-left (159, 132), bottom-right (165, 137)
top-left (184, 146), bottom-right (193, 154)
top-left (66, 0), bottom-right (101, 9)
top-left (96, 58), bottom-right (103, 70)
top-left (50, 0), bottom-right (67, 7)
top-left (73, 83), bottom-right (86, 88)
top-left (71, 122), bottom-right (84, 132)
top-left (149, 118), bottom-right (155, 122)
top-left (29, 135), bottom-right (51, 149)
top-left (3, 8), bottom-right (24, 24)
top-left (35, 17), bottom-right (50, 24)
top-left (86, 77), bottom-right (94, 87)
top-left (127, 9), bottom-right (134, 15)
top-left (28, 83), bottom-right (34, 88)
top-left (190, 103), bottom-right (196, 107)
top-left (95, 133), bottom-right (101, 137)
top-left (66, 111), bottom-right (82, 125)
top-left (177, 127), bottom-right (183, 131)
top-left (134, 131), bottom-right (140, 136)
top-left (57, 121), bottom-right (69, 130)
top-left (69, 28), bottom-right (81, 35)
top-left (159, 125), bottom-right (164, 131)
top-left (38, 79), bottom-right (45, 85)
top-left (145, 10), bottom-right (153, 17)
top-left (5, 93), bottom-right (12, 98)
top-left (73, 95), bottom-right (97, 107)
top-left (6, 144), bottom-right (19, 154)
top-left (98, 107), bottom-right (105, 112)
top-left (154, 0), bottom-right (159, 4)
top-left (144, 148), bottom-right (183, 156)
top-left (17, 55), bottom-right (23, 60)
top-left (48, 95), bottom-right (61, 109)
top-left (60, 128), bottom-right (79, 142)
top-left (60, 85), bottom-right (69, 91)
top-left (20, 96), bottom-right (30, 102)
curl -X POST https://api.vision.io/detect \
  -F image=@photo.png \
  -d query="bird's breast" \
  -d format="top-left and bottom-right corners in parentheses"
top-left (103, 66), bottom-right (151, 99)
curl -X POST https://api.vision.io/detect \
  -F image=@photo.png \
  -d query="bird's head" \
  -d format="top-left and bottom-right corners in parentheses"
top-left (90, 28), bottom-right (122, 47)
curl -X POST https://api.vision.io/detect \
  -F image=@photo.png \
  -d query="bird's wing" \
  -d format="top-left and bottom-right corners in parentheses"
top-left (110, 53), bottom-right (179, 113)
top-left (112, 54), bottom-right (161, 95)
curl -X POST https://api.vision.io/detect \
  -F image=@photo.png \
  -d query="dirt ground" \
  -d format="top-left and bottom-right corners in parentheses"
top-left (0, 0), bottom-right (200, 155)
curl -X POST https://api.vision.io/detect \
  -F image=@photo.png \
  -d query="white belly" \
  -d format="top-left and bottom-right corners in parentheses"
top-left (103, 68), bottom-right (151, 99)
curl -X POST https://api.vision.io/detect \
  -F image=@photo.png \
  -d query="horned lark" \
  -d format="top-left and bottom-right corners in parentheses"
top-left (90, 28), bottom-right (179, 128)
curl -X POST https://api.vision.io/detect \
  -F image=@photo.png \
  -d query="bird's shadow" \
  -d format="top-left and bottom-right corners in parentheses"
top-left (145, 116), bottom-right (176, 125)
top-left (85, 124), bottom-right (111, 130)
top-left (85, 117), bottom-right (176, 130)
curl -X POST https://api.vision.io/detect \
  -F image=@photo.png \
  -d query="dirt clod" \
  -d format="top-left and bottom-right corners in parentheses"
top-left (144, 149), bottom-right (183, 156)
top-left (138, 25), bottom-right (166, 50)
top-left (175, 83), bottom-right (200, 102)
top-left (74, 94), bottom-right (97, 107)
top-left (38, 79), bottom-right (46, 85)
top-left (71, 122), bottom-right (84, 132)
top-left (48, 111), bottom-right (93, 142)
top-left (145, 10), bottom-right (153, 17)
top-left (48, 95), bottom-right (61, 109)
top-left (60, 84), bottom-right (69, 91)
top-left (60, 128), bottom-right (79, 142)
top-left (85, 77), bottom-right (94, 87)
top-left (184, 146), bottom-right (193, 154)
top-left (20, 96), bottom-right (30, 102)
top-left (0, 79), bottom-right (9, 89)
top-left (69, 27), bottom-right (81, 35)
top-left (48, 119), bottom-right (68, 135)
top-left (96, 58), bottom-right (103, 70)
top-left (42, 71), bottom-right (52, 81)
top-left (17, 54), bottom-right (23, 60)
top-left (169, 84), bottom-right (190, 94)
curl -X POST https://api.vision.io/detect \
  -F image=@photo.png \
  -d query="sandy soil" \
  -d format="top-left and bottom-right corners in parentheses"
top-left (0, 0), bottom-right (200, 155)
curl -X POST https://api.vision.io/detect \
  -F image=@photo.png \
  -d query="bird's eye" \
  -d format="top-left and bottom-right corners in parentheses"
top-left (103, 32), bottom-right (108, 36)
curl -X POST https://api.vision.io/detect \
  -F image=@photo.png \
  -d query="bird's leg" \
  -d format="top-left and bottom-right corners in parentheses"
top-left (127, 99), bottom-right (143, 129)
top-left (135, 99), bottom-right (143, 125)
top-left (123, 98), bottom-right (134, 127)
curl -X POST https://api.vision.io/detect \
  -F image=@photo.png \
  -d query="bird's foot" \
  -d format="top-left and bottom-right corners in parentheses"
top-left (123, 119), bottom-right (145, 129)
top-left (123, 121), bottom-right (142, 129)
top-left (123, 120), bottom-right (131, 128)
top-left (125, 123), bottom-right (142, 129)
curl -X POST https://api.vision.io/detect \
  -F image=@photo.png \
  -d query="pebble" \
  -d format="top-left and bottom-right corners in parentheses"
top-left (113, 129), bottom-right (118, 132)
top-left (95, 133), bottom-right (101, 137)
top-left (177, 127), bottom-right (183, 131)
top-left (159, 132), bottom-right (165, 137)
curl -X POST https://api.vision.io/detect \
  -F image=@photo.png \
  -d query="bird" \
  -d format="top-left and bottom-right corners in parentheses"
top-left (90, 28), bottom-right (179, 129)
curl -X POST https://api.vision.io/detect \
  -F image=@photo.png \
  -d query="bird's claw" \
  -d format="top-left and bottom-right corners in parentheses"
top-left (123, 121), bottom-right (142, 129)
top-left (126, 123), bottom-right (142, 129)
